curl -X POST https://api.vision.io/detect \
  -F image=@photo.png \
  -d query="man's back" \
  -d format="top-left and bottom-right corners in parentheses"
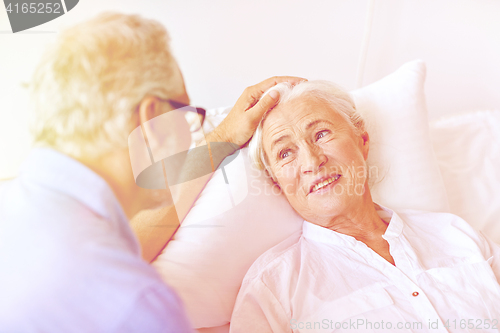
top-left (0, 148), bottom-right (192, 332)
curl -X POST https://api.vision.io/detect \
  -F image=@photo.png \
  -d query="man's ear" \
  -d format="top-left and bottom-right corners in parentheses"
top-left (360, 131), bottom-right (370, 160)
top-left (138, 96), bottom-right (162, 126)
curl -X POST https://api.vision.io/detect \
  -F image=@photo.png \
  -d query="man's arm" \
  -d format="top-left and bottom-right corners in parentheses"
top-left (116, 284), bottom-right (194, 333)
top-left (131, 76), bottom-right (306, 262)
top-left (130, 131), bottom-right (235, 263)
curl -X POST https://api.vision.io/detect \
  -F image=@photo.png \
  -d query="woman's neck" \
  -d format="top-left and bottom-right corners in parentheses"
top-left (327, 201), bottom-right (387, 243)
top-left (324, 195), bottom-right (395, 265)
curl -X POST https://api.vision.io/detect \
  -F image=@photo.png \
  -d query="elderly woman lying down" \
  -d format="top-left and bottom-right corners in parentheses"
top-left (229, 81), bottom-right (500, 333)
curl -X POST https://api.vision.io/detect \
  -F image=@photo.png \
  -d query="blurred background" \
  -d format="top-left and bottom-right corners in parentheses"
top-left (1, 0), bottom-right (499, 179)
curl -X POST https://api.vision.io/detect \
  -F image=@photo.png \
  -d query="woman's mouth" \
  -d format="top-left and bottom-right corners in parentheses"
top-left (310, 174), bottom-right (342, 194)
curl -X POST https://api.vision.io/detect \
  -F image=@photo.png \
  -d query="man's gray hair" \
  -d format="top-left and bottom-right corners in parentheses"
top-left (30, 12), bottom-right (184, 158)
top-left (248, 80), bottom-right (365, 179)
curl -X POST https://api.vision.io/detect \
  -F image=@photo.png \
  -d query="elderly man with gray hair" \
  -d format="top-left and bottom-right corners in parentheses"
top-left (0, 12), bottom-right (304, 332)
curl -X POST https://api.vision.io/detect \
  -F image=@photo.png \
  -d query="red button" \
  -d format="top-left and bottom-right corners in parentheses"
top-left (412, 291), bottom-right (419, 297)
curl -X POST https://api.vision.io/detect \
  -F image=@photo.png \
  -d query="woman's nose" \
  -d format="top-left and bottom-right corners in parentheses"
top-left (300, 145), bottom-right (327, 174)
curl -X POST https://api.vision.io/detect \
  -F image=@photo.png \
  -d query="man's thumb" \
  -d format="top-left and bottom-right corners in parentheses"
top-left (253, 89), bottom-right (280, 116)
top-left (268, 89), bottom-right (280, 100)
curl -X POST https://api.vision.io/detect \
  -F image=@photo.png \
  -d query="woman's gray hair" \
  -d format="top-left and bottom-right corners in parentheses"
top-left (248, 80), bottom-right (365, 180)
top-left (30, 12), bottom-right (184, 158)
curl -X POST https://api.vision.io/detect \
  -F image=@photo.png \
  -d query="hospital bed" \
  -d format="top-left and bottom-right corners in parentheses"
top-left (146, 1), bottom-right (500, 332)
top-left (151, 61), bottom-right (500, 333)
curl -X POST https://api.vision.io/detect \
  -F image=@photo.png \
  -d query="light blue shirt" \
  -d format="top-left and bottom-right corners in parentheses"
top-left (0, 148), bottom-right (193, 333)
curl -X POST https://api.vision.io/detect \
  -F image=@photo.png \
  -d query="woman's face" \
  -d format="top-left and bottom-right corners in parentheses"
top-left (262, 95), bottom-right (370, 224)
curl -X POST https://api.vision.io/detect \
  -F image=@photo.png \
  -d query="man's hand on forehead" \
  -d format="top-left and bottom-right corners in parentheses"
top-left (210, 76), bottom-right (307, 147)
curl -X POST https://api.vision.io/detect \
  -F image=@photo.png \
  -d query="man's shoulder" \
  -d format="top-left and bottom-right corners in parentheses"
top-left (0, 176), bottom-right (169, 329)
top-left (114, 282), bottom-right (193, 333)
top-left (0, 174), bottom-right (93, 219)
top-left (0, 177), bottom-right (114, 262)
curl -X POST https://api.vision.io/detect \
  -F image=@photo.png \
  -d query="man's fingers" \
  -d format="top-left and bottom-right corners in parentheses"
top-left (248, 89), bottom-right (280, 122)
top-left (216, 76), bottom-right (305, 147)
top-left (236, 76), bottom-right (306, 111)
top-left (251, 76), bottom-right (307, 95)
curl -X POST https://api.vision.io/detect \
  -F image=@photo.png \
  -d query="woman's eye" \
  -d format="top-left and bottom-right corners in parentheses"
top-left (316, 130), bottom-right (329, 141)
top-left (279, 150), bottom-right (291, 160)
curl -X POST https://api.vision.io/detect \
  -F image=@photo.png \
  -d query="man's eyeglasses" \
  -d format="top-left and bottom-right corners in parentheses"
top-left (158, 98), bottom-right (206, 133)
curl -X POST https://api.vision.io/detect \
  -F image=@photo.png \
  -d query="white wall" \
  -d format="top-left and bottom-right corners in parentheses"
top-left (1, 0), bottom-right (499, 179)
top-left (363, 0), bottom-right (500, 119)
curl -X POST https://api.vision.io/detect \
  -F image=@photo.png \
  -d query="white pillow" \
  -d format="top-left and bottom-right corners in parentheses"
top-left (153, 60), bottom-right (450, 328)
top-left (430, 110), bottom-right (500, 243)
top-left (351, 60), bottom-right (449, 212)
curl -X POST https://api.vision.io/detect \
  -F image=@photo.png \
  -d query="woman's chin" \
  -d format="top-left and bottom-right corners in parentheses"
top-left (301, 196), bottom-right (348, 221)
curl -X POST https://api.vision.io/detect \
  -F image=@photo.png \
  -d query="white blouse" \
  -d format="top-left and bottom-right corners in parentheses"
top-left (230, 206), bottom-right (500, 333)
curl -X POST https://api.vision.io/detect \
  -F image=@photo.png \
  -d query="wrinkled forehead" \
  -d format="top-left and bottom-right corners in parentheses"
top-left (262, 95), bottom-right (349, 140)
